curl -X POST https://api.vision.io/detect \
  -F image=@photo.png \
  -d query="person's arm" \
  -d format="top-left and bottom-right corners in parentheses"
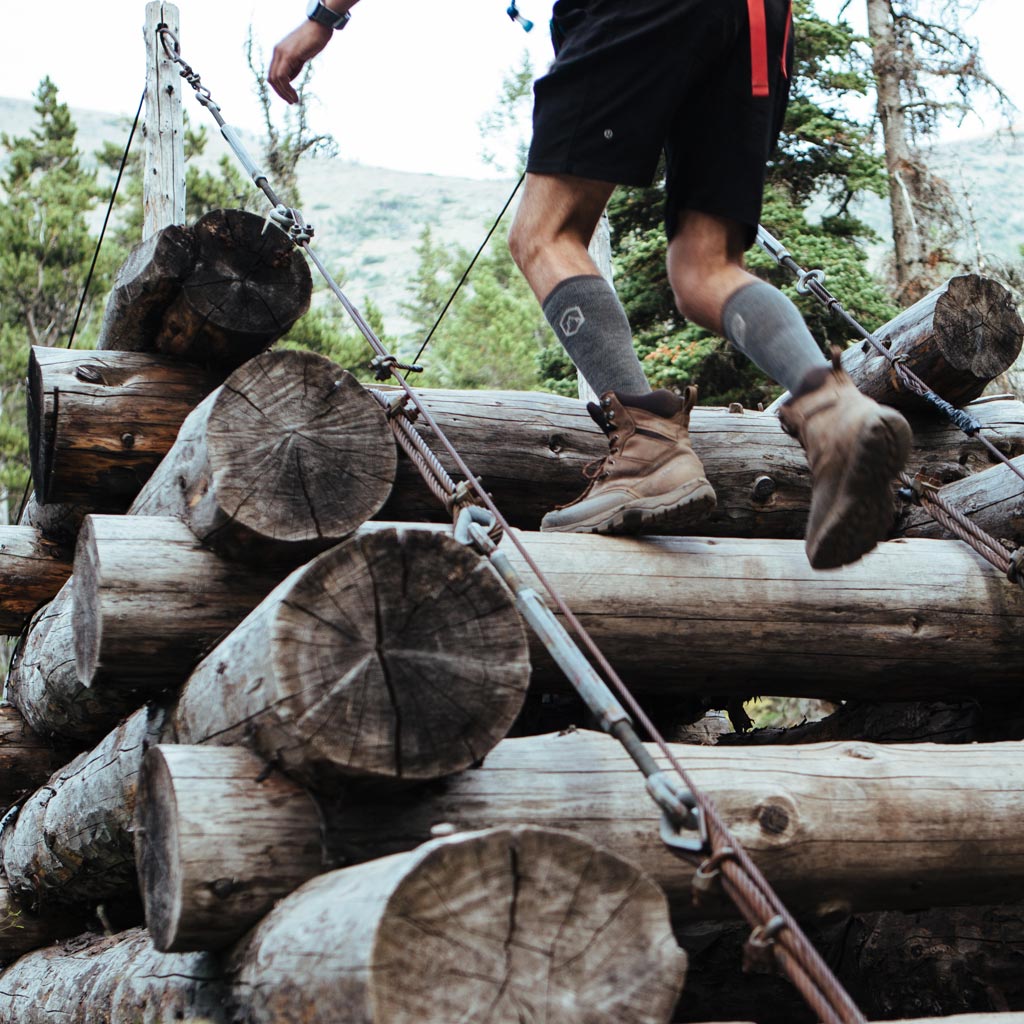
top-left (268, 0), bottom-right (360, 104)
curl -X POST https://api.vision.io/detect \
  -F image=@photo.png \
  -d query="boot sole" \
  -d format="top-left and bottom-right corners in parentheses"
top-left (542, 479), bottom-right (717, 536)
top-left (807, 412), bottom-right (912, 570)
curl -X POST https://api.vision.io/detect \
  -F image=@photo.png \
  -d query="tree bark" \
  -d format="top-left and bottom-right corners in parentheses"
top-left (897, 455), bottom-right (1024, 546)
top-left (27, 346), bottom-right (219, 508)
top-left (228, 826), bottom-right (686, 1024)
top-left (170, 526), bottom-right (530, 788)
top-left (133, 732), bottom-right (1024, 948)
top-left (18, 493), bottom-right (87, 547)
top-left (0, 703), bottom-right (66, 807)
top-left (96, 223), bottom-right (195, 353)
top-left (73, 515), bottom-right (285, 691)
top-left (135, 745), bottom-right (325, 952)
top-left (0, 927), bottom-right (227, 1024)
top-left (0, 526), bottom-right (71, 636)
top-left (6, 583), bottom-right (138, 744)
top-left (839, 275), bottom-right (1024, 410)
top-left (130, 349), bottom-right (397, 565)
top-left (98, 210), bottom-right (311, 371)
top-left (324, 730), bottom-right (1024, 923)
top-left (1, 705), bottom-right (165, 908)
top-left (376, 389), bottom-right (1024, 535)
top-left (362, 525), bottom-right (1024, 701)
top-left (0, 873), bottom-right (88, 961)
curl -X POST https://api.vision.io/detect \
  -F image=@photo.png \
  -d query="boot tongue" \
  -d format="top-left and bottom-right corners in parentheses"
top-left (586, 401), bottom-right (613, 435)
top-left (617, 389), bottom-right (683, 418)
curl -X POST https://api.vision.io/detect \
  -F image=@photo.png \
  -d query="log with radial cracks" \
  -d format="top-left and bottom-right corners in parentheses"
top-left (27, 346), bottom-right (219, 508)
top-left (7, 583), bottom-right (138, 744)
top-left (18, 492), bottom-right (87, 547)
top-left (74, 515), bottom-right (286, 692)
top-left (171, 526), bottom-right (530, 788)
top-left (135, 745), bottom-right (325, 952)
top-left (0, 927), bottom-right (227, 1024)
top-left (227, 826), bottom-right (686, 1024)
top-left (1, 706), bottom-right (165, 908)
top-left (0, 526), bottom-right (71, 636)
top-left (97, 210), bottom-right (311, 371)
top-left (838, 274), bottom-right (1023, 411)
top-left (130, 349), bottom-right (397, 564)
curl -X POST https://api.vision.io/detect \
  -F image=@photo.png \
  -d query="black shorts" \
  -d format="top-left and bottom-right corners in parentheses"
top-left (526, 0), bottom-right (794, 244)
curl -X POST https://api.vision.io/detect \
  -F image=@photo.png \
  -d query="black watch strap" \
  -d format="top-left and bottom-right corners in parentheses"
top-left (308, 3), bottom-right (351, 29)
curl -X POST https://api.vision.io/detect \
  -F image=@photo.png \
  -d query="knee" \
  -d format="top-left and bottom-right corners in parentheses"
top-left (671, 267), bottom-right (706, 323)
top-left (507, 217), bottom-right (533, 275)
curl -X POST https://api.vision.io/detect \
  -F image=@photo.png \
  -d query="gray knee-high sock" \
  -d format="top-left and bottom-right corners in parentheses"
top-left (721, 281), bottom-right (827, 394)
top-left (542, 275), bottom-right (650, 396)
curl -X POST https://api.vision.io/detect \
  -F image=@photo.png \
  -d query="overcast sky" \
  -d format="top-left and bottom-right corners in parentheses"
top-left (0, 0), bottom-right (1020, 179)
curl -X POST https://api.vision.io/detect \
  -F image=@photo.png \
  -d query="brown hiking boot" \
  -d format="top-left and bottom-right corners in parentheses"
top-left (540, 387), bottom-right (716, 534)
top-left (779, 357), bottom-right (912, 569)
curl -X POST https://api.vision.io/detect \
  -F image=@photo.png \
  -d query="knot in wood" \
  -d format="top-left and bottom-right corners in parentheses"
top-left (751, 475), bottom-right (776, 503)
top-left (74, 363), bottom-right (107, 385)
top-left (120, 433), bottom-right (135, 449)
top-left (757, 801), bottom-right (790, 836)
top-left (211, 877), bottom-right (237, 899)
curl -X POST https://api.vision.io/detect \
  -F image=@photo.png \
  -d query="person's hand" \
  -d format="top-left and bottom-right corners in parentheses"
top-left (269, 21), bottom-right (332, 104)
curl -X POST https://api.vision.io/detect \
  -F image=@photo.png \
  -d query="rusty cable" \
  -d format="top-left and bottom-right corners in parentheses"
top-left (171, 42), bottom-right (867, 1022)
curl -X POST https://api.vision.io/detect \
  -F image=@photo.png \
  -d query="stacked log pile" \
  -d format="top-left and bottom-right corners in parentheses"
top-left (1, 226), bottom-right (1023, 1024)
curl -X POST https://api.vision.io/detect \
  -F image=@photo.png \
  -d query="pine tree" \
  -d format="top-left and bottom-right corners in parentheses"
top-left (0, 78), bottom-right (108, 515)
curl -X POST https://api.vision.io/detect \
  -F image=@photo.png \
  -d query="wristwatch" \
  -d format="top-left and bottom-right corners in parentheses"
top-left (306, 0), bottom-right (351, 29)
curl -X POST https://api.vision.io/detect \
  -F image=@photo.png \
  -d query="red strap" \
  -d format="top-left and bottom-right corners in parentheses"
top-left (747, 0), bottom-right (770, 97)
top-left (781, 0), bottom-right (792, 78)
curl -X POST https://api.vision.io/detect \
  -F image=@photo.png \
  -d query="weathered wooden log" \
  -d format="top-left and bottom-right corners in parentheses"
top-left (7, 584), bottom-right (137, 744)
top-left (361, 525), bottom-right (1024, 700)
top-left (0, 872), bottom-right (88, 961)
top-left (689, 1019), bottom-right (1024, 1023)
top-left (171, 526), bottom-right (530, 788)
top-left (228, 826), bottom-right (686, 1024)
top-left (130, 349), bottom-right (397, 564)
top-left (0, 927), bottom-right (227, 1023)
top-left (27, 346), bottom-right (219, 507)
top-left (74, 515), bottom-right (285, 691)
top-left (0, 525), bottom-right (71, 635)
top-left (96, 223), bottom-right (195, 352)
top-left (376, 388), bottom-right (1024, 535)
top-left (898, 454), bottom-right (1024, 545)
top-left (18, 492), bottom-right (87, 546)
top-left (136, 745), bottom-right (325, 951)
top-left (0, 703), bottom-right (66, 806)
top-left (99, 210), bottom-right (311, 371)
top-left (133, 732), bottom-right (1024, 949)
top-left (2, 706), bottom-right (165, 908)
top-left (326, 731), bottom-right (1024, 921)
top-left (839, 274), bottom-right (1024, 411)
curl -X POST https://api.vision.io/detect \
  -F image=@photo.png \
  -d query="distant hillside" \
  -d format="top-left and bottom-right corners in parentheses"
top-left (1, 95), bottom-right (1021, 340)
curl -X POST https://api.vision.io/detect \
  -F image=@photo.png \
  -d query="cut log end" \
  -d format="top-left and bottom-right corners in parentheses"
top-left (266, 528), bottom-right (530, 783)
top-left (235, 826), bottom-right (687, 1024)
top-left (137, 745), bottom-right (325, 952)
top-left (935, 274), bottom-right (1024, 379)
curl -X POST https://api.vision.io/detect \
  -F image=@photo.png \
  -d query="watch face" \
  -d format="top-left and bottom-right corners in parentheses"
top-left (306, 0), bottom-right (320, 16)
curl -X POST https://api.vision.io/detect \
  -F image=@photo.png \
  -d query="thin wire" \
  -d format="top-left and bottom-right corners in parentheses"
top-left (411, 172), bottom-right (525, 367)
top-left (65, 88), bottom-right (146, 351)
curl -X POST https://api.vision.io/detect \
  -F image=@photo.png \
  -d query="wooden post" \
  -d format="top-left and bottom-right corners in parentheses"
top-left (143, 2), bottom-right (185, 238)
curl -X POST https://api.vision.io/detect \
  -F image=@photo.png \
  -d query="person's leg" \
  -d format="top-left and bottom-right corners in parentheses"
top-left (666, 210), bottom-right (827, 394)
top-left (667, 209), bottom-right (912, 569)
top-left (509, 172), bottom-right (650, 397)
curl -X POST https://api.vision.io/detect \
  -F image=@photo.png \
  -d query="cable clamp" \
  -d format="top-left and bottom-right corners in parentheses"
top-left (264, 205), bottom-right (314, 244)
top-left (370, 355), bottom-right (425, 382)
top-left (897, 472), bottom-right (941, 506)
top-left (691, 845), bottom-right (737, 904)
top-left (1007, 547), bottom-right (1024, 586)
top-left (646, 771), bottom-right (707, 854)
top-left (743, 915), bottom-right (787, 974)
top-left (795, 268), bottom-right (825, 295)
